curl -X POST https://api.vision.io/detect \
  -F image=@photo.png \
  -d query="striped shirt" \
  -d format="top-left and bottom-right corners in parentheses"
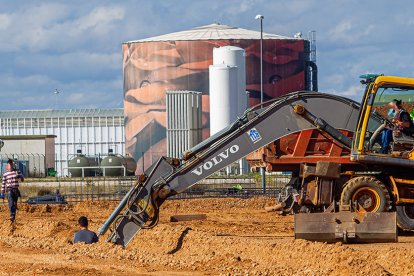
top-left (1, 171), bottom-right (23, 193)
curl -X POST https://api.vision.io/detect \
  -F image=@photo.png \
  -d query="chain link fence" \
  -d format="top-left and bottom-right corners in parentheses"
top-left (16, 173), bottom-right (292, 204)
top-left (0, 153), bottom-right (46, 177)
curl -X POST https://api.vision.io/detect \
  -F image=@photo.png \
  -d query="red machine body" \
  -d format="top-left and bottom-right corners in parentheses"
top-left (246, 129), bottom-right (354, 172)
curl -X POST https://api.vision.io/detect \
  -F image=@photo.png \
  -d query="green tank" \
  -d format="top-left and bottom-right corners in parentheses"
top-left (68, 155), bottom-right (100, 177)
top-left (100, 154), bottom-right (136, 176)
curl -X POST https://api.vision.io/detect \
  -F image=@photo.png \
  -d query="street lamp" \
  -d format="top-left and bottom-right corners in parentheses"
top-left (255, 14), bottom-right (264, 107)
top-left (54, 89), bottom-right (60, 109)
top-left (255, 14), bottom-right (266, 194)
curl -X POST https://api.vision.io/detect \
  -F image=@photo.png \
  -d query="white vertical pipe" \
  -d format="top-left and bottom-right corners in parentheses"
top-left (213, 46), bottom-right (247, 117)
top-left (209, 65), bottom-right (238, 136)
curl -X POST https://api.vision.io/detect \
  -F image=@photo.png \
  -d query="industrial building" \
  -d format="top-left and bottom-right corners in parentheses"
top-left (0, 108), bottom-right (125, 176)
top-left (0, 135), bottom-right (56, 177)
top-left (123, 23), bottom-right (316, 173)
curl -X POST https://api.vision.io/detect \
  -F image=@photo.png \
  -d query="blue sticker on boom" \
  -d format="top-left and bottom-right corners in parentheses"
top-left (247, 128), bottom-right (262, 143)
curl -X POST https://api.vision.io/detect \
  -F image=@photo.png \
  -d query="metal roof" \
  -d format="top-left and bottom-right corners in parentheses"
top-left (0, 108), bottom-right (124, 119)
top-left (126, 23), bottom-right (299, 43)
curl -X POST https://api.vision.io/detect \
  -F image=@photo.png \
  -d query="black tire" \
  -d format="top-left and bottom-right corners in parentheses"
top-left (340, 176), bottom-right (390, 213)
top-left (396, 205), bottom-right (414, 231)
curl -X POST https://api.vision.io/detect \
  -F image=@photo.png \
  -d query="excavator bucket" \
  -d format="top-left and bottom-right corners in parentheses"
top-left (98, 157), bottom-right (177, 247)
top-left (294, 211), bottom-right (397, 243)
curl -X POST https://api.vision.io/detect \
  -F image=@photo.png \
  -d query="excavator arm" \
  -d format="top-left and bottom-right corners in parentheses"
top-left (98, 91), bottom-right (360, 247)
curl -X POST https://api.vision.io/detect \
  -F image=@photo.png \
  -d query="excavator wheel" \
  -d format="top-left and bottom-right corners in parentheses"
top-left (341, 176), bottom-right (390, 213)
top-left (396, 205), bottom-right (414, 231)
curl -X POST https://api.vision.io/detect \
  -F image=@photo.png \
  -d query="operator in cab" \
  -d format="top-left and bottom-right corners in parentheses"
top-left (392, 99), bottom-right (414, 136)
top-left (381, 99), bottom-right (414, 153)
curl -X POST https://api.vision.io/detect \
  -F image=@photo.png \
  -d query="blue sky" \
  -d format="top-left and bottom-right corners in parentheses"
top-left (0, 0), bottom-right (413, 110)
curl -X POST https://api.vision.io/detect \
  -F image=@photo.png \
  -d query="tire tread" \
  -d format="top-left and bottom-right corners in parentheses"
top-left (340, 176), bottom-right (390, 212)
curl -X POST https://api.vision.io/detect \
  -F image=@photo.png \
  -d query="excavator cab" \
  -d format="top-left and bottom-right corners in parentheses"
top-left (352, 75), bottom-right (414, 161)
top-left (296, 76), bottom-right (414, 243)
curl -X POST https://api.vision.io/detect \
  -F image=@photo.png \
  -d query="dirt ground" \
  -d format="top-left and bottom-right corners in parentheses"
top-left (0, 197), bottom-right (414, 275)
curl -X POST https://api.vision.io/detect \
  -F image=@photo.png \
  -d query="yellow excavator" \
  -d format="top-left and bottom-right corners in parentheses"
top-left (294, 74), bottom-right (414, 242)
top-left (98, 74), bottom-right (414, 246)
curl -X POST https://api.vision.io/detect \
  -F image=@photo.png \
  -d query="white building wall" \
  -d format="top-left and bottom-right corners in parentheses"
top-left (1, 139), bottom-right (48, 175)
top-left (0, 109), bottom-right (125, 177)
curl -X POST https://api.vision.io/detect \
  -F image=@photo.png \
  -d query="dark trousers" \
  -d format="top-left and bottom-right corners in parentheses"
top-left (7, 189), bottom-right (19, 221)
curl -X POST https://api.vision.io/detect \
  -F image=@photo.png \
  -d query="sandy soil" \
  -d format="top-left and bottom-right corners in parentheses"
top-left (0, 197), bottom-right (414, 275)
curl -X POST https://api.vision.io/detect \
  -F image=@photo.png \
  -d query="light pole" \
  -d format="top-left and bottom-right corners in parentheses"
top-left (255, 14), bottom-right (266, 194)
top-left (255, 14), bottom-right (264, 107)
top-left (54, 89), bottom-right (60, 109)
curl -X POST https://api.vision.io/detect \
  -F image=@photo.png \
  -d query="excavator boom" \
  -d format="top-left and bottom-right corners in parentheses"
top-left (99, 91), bottom-right (362, 247)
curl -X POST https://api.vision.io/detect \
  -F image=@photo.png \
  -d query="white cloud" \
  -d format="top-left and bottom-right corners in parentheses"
top-left (60, 78), bottom-right (123, 108)
top-left (219, 0), bottom-right (257, 15)
top-left (284, 0), bottom-right (314, 16)
top-left (0, 73), bottom-right (55, 90)
top-left (326, 85), bottom-right (363, 99)
top-left (0, 73), bottom-right (60, 110)
top-left (70, 6), bottom-right (125, 35)
top-left (328, 20), bottom-right (375, 44)
top-left (326, 74), bottom-right (347, 86)
top-left (14, 51), bottom-right (121, 75)
top-left (0, 13), bottom-right (11, 30)
top-left (0, 4), bottom-right (125, 53)
top-left (330, 20), bottom-right (352, 37)
top-left (0, 0), bottom-right (414, 110)
top-left (66, 92), bottom-right (85, 104)
top-left (0, 72), bottom-right (122, 110)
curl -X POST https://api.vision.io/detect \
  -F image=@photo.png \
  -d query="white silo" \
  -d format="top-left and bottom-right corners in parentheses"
top-left (213, 46), bottom-right (247, 117)
top-left (209, 64), bottom-right (238, 135)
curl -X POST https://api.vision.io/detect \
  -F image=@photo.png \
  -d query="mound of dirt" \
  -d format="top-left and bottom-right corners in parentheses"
top-left (0, 197), bottom-right (413, 275)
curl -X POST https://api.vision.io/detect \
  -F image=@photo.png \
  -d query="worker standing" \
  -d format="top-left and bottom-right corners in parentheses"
top-left (1, 159), bottom-right (24, 223)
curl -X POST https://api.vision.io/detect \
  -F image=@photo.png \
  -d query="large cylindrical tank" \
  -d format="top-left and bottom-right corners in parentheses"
top-left (68, 155), bottom-right (100, 177)
top-left (100, 154), bottom-right (137, 176)
top-left (213, 46), bottom-right (247, 117)
top-left (123, 23), bottom-right (308, 174)
top-left (209, 64), bottom-right (238, 136)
